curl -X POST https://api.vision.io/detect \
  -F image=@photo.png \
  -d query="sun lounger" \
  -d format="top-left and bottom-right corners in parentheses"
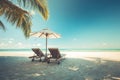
top-left (47, 48), bottom-right (65, 64)
top-left (29, 48), bottom-right (45, 62)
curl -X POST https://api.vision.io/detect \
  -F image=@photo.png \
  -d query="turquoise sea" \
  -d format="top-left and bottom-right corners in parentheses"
top-left (0, 48), bottom-right (120, 52)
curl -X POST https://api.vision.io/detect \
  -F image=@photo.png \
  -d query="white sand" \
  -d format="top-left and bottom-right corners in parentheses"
top-left (0, 51), bottom-right (120, 61)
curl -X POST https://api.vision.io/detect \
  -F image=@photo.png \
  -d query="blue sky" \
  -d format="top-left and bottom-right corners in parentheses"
top-left (0, 0), bottom-right (120, 49)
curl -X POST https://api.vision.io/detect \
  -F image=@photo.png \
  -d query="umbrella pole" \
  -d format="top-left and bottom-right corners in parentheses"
top-left (45, 34), bottom-right (48, 61)
top-left (46, 36), bottom-right (47, 57)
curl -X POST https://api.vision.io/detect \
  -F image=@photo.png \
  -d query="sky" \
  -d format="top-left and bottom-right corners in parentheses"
top-left (0, 0), bottom-right (120, 49)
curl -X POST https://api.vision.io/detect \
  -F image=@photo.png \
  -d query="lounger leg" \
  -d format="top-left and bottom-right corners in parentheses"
top-left (32, 58), bottom-right (34, 61)
top-left (47, 59), bottom-right (50, 64)
top-left (57, 61), bottom-right (60, 64)
top-left (57, 60), bottom-right (60, 65)
top-left (39, 58), bottom-right (42, 62)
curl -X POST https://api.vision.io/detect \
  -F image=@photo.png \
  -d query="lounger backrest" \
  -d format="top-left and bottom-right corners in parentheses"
top-left (32, 48), bottom-right (44, 57)
top-left (48, 48), bottom-right (61, 58)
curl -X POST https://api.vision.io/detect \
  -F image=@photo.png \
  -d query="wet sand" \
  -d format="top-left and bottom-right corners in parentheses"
top-left (0, 51), bottom-right (120, 80)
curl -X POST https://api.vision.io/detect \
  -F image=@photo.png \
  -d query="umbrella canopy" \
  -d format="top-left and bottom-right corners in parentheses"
top-left (30, 28), bottom-right (61, 57)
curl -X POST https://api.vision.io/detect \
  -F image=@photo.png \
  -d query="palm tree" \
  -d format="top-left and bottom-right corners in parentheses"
top-left (0, 0), bottom-right (49, 38)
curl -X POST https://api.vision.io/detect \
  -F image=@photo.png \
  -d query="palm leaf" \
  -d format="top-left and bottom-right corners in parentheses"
top-left (16, 0), bottom-right (49, 20)
top-left (0, 0), bottom-right (49, 38)
top-left (0, 20), bottom-right (5, 30)
top-left (0, 0), bottom-right (31, 37)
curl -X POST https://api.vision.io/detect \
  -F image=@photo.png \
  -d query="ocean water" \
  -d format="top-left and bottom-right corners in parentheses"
top-left (0, 48), bottom-right (120, 52)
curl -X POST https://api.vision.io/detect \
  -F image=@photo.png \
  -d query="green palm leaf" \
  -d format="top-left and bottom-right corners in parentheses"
top-left (0, 0), bottom-right (49, 38)
top-left (0, 20), bottom-right (5, 30)
top-left (0, 0), bottom-right (31, 38)
top-left (17, 0), bottom-right (49, 20)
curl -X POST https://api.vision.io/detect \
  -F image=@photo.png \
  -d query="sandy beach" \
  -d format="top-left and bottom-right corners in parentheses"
top-left (0, 51), bottom-right (120, 80)
top-left (1, 0), bottom-right (120, 80)
top-left (1, 51), bottom-right (120, 61)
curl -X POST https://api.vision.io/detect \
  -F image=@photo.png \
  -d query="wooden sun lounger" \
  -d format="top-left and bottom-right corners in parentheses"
top-left (47, 48), bottom-right (65, 64)
top-left (29, 48), bottom-right (45, 62)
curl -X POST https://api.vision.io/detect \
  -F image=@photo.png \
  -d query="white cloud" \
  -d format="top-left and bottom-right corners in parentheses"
top-left (17, 42), bottom-right (22, 46)
top-left (8, 41), bottom-right (12, 44)
top-left (29, 10), bottom-right (35, 15)
top-left (0, 43), bottom-right (5, 46)
top-left (32, 44), bottom-right (36, 47)
top-left (32, 43), bottom-right (41, 47)
top-left (36, 43), bottom-right (41, 46)
top-left (0, 43), bottom-right (4, 45)
top-left (0, 42), bottom-right (9, 48)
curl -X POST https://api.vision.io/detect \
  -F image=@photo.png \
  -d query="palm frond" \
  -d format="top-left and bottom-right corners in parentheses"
top-left (0, 0), bottom-right (31, 37)
top-left (16, 0), bottom-right (49, 20)
top-left (0, 0), bottom-right (49, 38)
top-left (0, 20), bottom-right (5, 31)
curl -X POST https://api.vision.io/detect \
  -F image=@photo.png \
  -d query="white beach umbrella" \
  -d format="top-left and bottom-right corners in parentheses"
top-left (30, 28), bottom-right (61, 57)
